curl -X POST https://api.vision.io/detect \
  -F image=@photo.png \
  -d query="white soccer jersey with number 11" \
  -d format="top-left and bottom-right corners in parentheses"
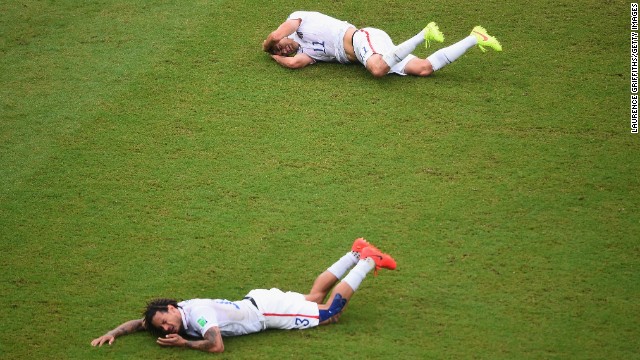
top-left (287, 11), bottom-right (355, 64)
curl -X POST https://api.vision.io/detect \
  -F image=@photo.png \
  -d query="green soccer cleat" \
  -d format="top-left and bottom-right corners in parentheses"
top-left (470, 26), bottom-right (502, 52)
top-left (424, 22), bottom-right (444, 49)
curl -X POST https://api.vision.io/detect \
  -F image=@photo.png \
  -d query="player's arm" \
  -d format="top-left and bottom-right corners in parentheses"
top-left (263, 18), bottom-right (301, 53)
top-left (91, 318), bottom-right (146, 346)
top-left (156, 326), bottom-right (224, 353)
top-left (270, 53), bottom-right (315, 69)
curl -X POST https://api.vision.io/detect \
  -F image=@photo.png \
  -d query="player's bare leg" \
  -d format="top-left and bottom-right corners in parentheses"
top-left (305, 238), bottom-right (370, 304)
top-left (367, 22), bottom-right (444, 77)
top-left (306, 272), bottom-right (340, 304)
top-left (404, 57), bottom-right (435, 77)
top-left (365, 54), bottom-right (392, 78)
top-left (317, 245), bottom-right (397, 325)
top-left (317, 282), bottom-right (355, 325)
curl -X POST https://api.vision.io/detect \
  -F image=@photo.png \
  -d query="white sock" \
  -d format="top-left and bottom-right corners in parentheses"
top-left (342, 258), bottom-right (375, 291)
top-left (426, 35), bottom-right (477, 71)
top-left (382, 30), bottom-right (425, 68)
top-left (327, 252), bottom-right (359, 279)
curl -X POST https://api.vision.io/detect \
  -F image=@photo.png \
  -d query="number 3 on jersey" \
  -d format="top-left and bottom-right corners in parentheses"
top-left (295, 318), bottom-right (310, 327)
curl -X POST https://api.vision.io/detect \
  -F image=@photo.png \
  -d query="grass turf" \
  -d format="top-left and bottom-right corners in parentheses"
top-left (1, 0), bottom-right (637, 359)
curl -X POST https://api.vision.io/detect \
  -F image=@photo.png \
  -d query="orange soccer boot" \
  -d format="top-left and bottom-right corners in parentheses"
top-left (351, 237), bottom-right (373, 253)
top-left (360, 245), bottom-right (397, 275)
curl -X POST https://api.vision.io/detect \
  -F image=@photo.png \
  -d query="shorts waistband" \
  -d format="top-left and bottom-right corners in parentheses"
top-left (244, 296), bottom-right (267, 330)
top-left (243, 296), bottom-right (259, 310)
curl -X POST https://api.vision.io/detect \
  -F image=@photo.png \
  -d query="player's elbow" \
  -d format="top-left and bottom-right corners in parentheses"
top-left (274, 57), bottom-right (308, 70)
top-left (207, 343), bottom-right (224, 353)
top-left (288, 60), bottom-right (309, 69)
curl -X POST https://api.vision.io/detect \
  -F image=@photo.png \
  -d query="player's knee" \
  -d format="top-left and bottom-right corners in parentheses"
top-left (419, 61), bottom-right (434, 77)
top-left (369, 68), bottom-right (387, 78)
top-left (417, 66), bottom-right (433, 77)
top-left (405, 59), bottom-right (434, 77)
top-left (304, 292), bottom-right (324, 304)
top-left (366, 57), bottom-right (389, 78)
top-left (368, 64), bottom-right (388, 78)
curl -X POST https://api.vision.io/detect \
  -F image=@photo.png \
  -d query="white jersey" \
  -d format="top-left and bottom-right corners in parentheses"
top-left (287, 11), bottom-right (355, 64)
top-left (177, 298), bottom-right (264, 338)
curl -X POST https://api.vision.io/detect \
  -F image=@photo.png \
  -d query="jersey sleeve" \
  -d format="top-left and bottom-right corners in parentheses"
top-left (188, 306), bottom-right (219, 337)
top-left (287, 11), bottom-right (305, 21)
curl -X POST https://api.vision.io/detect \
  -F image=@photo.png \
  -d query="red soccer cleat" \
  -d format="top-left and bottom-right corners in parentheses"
top-left (351, 237), bottom-right (373, 253)
top-left (360, 246), bottom-right (397, 275)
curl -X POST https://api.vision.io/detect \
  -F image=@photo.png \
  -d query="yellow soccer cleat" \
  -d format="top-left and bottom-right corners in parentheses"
top-left (471, 25), bottom-right (502, 52)
top-left (424, 22), bottom-right (444, 49)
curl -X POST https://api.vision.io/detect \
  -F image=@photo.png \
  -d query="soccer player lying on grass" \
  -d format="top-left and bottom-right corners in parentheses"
top-left (263, 11), bottom-right (502, 77)
top-left (91, 238), bottom-right (396, 353)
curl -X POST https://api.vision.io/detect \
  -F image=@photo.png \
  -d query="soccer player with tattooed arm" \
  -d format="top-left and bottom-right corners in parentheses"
top-left (91, 238), bottom-right (396, 353)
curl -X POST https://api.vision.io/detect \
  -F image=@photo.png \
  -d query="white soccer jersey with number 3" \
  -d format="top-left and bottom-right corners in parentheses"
top-left (177, 299), bottom-right (263, 338)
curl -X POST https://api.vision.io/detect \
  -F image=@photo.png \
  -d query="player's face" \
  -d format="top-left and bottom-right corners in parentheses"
top-left (272, 38), bottom-right (299, 56)
top-left (151, 305), bottom-right (183, 334)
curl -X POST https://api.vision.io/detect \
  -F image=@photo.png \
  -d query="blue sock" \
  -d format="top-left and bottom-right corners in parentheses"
top-left (318, 294), bottom-right (348, 322)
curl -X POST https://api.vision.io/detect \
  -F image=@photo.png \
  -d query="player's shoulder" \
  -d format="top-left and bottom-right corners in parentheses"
top-left (179, 298), bottom-right (215, 309)
top-left (289, 10), bottom-right (323, 20)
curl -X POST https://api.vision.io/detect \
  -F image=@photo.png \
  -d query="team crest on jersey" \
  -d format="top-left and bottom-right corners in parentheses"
top-left (197, 316), bottom-right (208, 327)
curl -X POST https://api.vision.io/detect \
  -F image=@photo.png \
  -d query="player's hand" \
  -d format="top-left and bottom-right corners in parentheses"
top-left (91, 334), bottom-right (115, 346)
top-left (156, 333), bottom-right (187, 347)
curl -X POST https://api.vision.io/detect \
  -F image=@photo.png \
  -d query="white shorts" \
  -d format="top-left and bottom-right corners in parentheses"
top-left (246, 288), bottom-right (320, 330)
top-left (352, 27), bottom-right (416, 76)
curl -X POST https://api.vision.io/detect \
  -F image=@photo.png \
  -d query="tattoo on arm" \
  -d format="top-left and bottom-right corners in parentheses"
top-left (186, 327), bottom-right (220, 352)
top-left (108, 319), bottom-right (144, 338)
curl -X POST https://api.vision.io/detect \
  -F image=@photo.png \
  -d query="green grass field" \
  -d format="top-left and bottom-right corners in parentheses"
top-left (1, 0), bottom-right (638, 359)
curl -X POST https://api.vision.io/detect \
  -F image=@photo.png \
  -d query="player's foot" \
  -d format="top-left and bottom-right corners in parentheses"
top-left (470, 26), bottom-right (502, 52)
top-left (424, 22), bottom-right (444, 49)
top-left (351, 237), bottom-right (373, 253)
top-left (361, 246), bottom-right (396, 275)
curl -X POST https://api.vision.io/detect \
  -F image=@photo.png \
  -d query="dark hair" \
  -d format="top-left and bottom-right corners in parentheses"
top-left (143, 298), bottom-right (179, 337)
